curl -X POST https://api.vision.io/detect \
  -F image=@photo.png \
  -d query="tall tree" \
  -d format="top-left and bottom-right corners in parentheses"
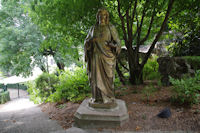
top-left (168, 0), bottom-right (200, 56)
top-left (102, 0), bottom-right (175, 84)
top-left (0, 0), bottom-right (45, 77)
top-left (27, 0), bottom-right (177, 84)
top-left (26, 0), bottom-right (102, 69)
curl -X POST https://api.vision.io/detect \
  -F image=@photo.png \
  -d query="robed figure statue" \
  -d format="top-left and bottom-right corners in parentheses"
top-left (84, 9), bottom-right (121, 108)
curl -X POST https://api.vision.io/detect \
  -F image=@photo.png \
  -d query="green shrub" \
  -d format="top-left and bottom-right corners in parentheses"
top-left (0, 91), bottom-right (10, 104)
top-left (27, 67), bottom-right (91, 103)
top-left (114, 75), bottom-right (121, 89)
top-left (143, 56), bottom-right (160, 80)
top-left (170, 70), bottom-right (200, 105)
top-left (35, 73), bottom-right (59, 100)
top-left (26, 81), bottom-right (42, 104)
top-left (183, 56), bottom-right (200, 71)
top-left (48, 67), bottom-right (90, 102)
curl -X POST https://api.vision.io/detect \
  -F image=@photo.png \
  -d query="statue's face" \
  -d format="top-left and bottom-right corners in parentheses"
top-left (99, 11), bottom-right (108, 25)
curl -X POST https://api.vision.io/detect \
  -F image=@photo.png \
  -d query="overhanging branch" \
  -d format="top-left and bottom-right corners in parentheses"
top-left (141, 0), bottom-right (175, 68)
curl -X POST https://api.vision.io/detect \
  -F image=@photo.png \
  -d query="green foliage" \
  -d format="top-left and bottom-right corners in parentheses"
top-left (26, 0), bottom-right (102, 68)
top-left (27, 81), bottom-right (42, 104)
top-left (143, 56), bottom-right (160, 80)
top-left (169, 70), bottom-right (200, 105)
top-left (0, 0), bottom-right (44, 77)
top-left (50, 67), bottom-right (90, 102)
top-left (168, 0), bottom-right (200, 56)
top-left (35, 73), bottom-right (59, 100)
top-left (114, 74), bottom-right (121, 89)
top-left (168, 31), bottom-right (200, 56)
top-left (183, 56), bottom-right (200, 71)
top-left (142, 84), bottom-right (158, 103)
top-left (0, 91), bottom-right (10, 104)
top-left (27, 67), bottom-right (90, 103)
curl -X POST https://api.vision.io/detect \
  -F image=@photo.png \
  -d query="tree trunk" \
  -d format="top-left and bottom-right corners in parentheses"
top-left (39, 65), bottom-right (47, 73)
top-left (126, 46), bottom-right (143, 84)
top-left (116, 62), bottom-right (126, 85)
top-left (56, 62), bottom-right (65, 70)
top-left (131, 67), bottom-right (143, 85)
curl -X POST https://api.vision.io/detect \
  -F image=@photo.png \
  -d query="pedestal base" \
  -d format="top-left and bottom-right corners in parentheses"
top-left (74, 98), bottom-right (129, 128)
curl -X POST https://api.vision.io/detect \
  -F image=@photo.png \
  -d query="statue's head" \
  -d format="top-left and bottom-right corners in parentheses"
top-left (96, 8), bottom-right (109, 25)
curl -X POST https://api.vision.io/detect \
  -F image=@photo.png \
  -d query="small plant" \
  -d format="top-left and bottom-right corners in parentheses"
top-left (142, 84), bottom-right (158, 103)
top-left (57, 103), bottom-right (67, 109)
top-left (157, 79), bottom-right (163, 87)
top-left (143, 56), bottom-right (160, 80)
top-left (142, 114), bottom-right (147, 120)
top-left (170, 70), bottom-right (200, 106)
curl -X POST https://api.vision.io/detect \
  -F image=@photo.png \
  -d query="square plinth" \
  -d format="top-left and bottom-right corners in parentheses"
top-left (74, 98), bottom-right (129, 128)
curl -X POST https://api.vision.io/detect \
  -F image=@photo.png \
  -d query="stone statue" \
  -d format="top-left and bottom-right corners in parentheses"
top-left (84, 9), bottom-right (121, 108)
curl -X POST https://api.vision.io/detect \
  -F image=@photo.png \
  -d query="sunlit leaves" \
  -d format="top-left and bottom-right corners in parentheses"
top-left (0, 0), bottom-right (44, 77)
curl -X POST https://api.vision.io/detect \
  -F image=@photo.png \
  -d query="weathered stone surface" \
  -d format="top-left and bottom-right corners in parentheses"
top-left (157, 57), bottom-right (195, 86)
top-left (74, 99), bottom-right (129, 128)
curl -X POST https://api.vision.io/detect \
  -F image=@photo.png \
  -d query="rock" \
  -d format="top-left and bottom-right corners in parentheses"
top-left (157, 57), bottom-right (195, 86)
top-left (157, 108), bottom-right (171, 118)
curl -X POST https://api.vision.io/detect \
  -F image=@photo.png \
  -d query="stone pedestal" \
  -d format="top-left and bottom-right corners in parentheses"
top-left (74, 99), bottom-right (129, 128)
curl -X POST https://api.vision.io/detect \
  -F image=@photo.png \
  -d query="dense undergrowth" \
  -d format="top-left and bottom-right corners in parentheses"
top-left (27, 67), bottom-right (90, 104)
top-left (170, 70), bottom-right (200, 106)
top-left (27, 57), bottom-right (200, 107)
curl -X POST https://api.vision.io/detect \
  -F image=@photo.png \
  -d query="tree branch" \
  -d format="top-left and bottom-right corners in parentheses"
top-left (116, 61), bottom-right (126, 85)
top-left (140, 5), bottom-right (156, 45)
top-left (141, 0), bottom-right (175, 68)
top-left (117, 0), bottom-right (128, 45)
top-left (133, 10), bottom-right (139, 38)
top-left (126, 9), bottom-right (130, 41)
top-left (118, 58), bottom-right (129, 71)
top-left (130, 0), bottom-right (137, 36)
top-left (136, 0), bottom-right (149, 54)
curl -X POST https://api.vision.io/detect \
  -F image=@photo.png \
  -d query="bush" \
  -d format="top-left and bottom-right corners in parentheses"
top-left (35, 73), bottom-right (59, 100)
top-left (0, 90), bottom-right (10, 104)
top-left (143, 56), bottom-right (160, 80)
top-left (26, 81), bottom-right (42, 104)
top-left (183, 56), bottom-right (200, 71)
top-left (48, 67), bottom-right (90, 102)
top-left (168, 29), bottom-right (200, 56)
top-left (27, 67), bottom-right (91, 103)
top-left (170, 70), bottom-right (200, 105)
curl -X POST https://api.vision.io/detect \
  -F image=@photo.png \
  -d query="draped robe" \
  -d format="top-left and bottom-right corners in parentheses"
top-left (84, 24), bottom-right (121, 103)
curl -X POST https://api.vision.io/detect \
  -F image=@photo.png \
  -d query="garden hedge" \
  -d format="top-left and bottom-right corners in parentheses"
top-left (0, 90), bottom-right (10, 104)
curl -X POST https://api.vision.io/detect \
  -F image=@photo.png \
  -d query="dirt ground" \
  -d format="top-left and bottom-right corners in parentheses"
top-left (40, 80), bottom-right (200, 132)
